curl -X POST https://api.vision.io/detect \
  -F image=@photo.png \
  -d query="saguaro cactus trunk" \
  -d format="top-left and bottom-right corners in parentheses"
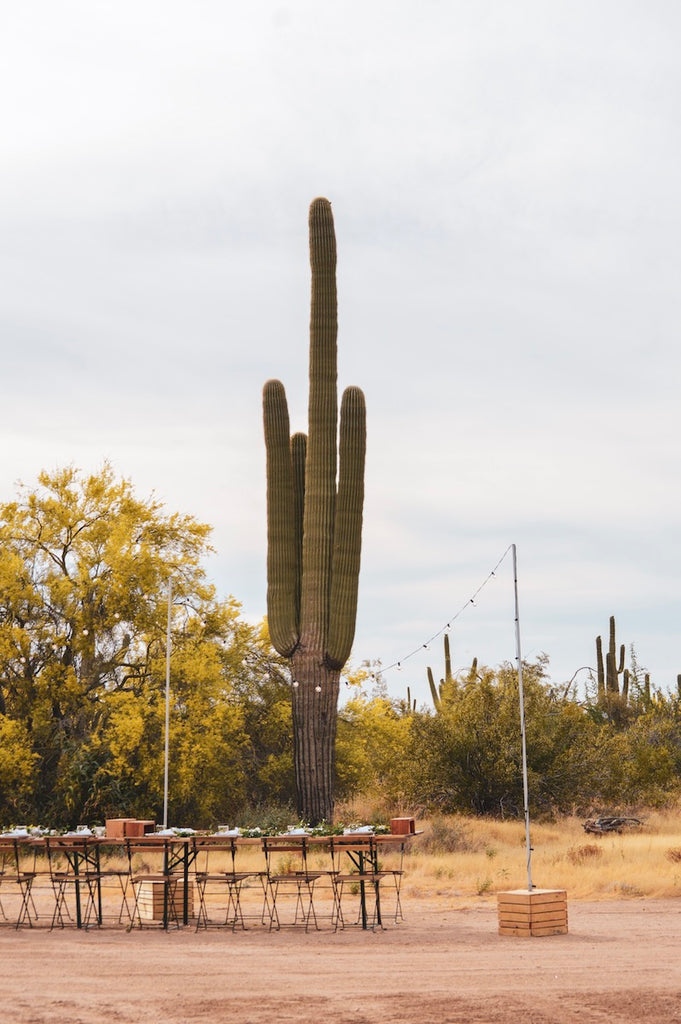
top-left (263, 198), bottom-right (366, 824)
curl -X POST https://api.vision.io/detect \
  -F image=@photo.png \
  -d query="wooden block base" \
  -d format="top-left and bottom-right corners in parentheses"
top-left (497, 889), bottom-right (567, 937)
top-left (136, 880), bottom-right (194, 921)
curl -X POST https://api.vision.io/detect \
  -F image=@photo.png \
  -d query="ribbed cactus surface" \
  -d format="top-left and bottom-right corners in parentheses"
top-left (263, 198), bottom-right (366, 823)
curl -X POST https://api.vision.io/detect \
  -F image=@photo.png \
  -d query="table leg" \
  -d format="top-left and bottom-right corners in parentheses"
top-left (183, 846), bottom-right (189, 925)
top-left (95, 844), bottom-right (103, 925)
top-left (70, 851), bottom-right (82, 929)
top-left (358, 850), bottom-right (368, 929)
top-left (163, 844), bottom-right (170, 929)
top-left (372, 842), bottom-right (383, 929)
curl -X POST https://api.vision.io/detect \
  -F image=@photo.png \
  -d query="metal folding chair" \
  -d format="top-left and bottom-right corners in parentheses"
top-left (373, 835), bottom-right (406, 923)
top-left (192, 836), bottom-right (265, 930)
top-left (329, 834), bottom-right (390, 930)
top-left (44, 837), bottom-right (103, 929)
top-left (87, 840), bottom-right (133, 927)
top-left (0, 838), bottom-right (39, 928)
top-left (125, 836), bottom-right (183, 930)
top-left (262, 835), bottom-right (335, 931)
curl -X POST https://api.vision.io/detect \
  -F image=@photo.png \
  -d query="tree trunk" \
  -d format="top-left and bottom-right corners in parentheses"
top-left (290, 649), bottom-right (340, 825)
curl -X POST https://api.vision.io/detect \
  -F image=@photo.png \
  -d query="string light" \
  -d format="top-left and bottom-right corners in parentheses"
top-left (375, 545), bottom-right (512, 676)
top-left (286, 549), bottom-right (511, 688)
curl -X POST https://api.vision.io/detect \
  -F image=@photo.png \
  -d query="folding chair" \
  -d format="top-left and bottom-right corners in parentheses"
top-left (44, 837), bottom-right (101, 929)
top-left (262, 835), bottom-right (334, 931)
top-left (373, 835), bottom-right (406, 923)
top-left (125, 836), bottom-right (182, 930)
top-left (0, 838), bottom-right (38, 928)
top-left (329, 834), bottom-right (390, 931)
top-left (192, 836), bottom-right (265, 930)
top-left (0, 844), bottom-right (8, 922)
top-left (87, 840), bottom-right (133, 927)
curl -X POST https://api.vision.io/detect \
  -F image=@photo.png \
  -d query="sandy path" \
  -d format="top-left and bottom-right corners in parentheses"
top-left (3, 899), bottom-right (681, 1023)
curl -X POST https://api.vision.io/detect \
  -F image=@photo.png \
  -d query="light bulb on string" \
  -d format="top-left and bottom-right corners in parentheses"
top-left (371, 545), bottom-right (513, 684)
top-left (315, 685), bottom-right (322, 693)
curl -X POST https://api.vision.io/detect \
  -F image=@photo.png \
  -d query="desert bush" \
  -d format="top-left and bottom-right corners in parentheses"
top-left (419, 816), bottom-right (482, 854)
top-left (404, 660), bottom-right (608, 816)
top-left (566, 843), bottom-right (603, 865)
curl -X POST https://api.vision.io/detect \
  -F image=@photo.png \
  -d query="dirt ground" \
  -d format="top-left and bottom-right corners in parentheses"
top-left (3, 897), bottom-right (681, 1023)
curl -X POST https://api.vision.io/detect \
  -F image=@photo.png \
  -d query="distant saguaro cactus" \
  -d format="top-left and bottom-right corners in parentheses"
top-left (595, 615), bottom-right (629, 700)
top-left (427, 636), bottom-right (477, 712)
top-left (427, 634), bottom-right (454, 712)
top-left (263, 198), bottom-right (366, 824)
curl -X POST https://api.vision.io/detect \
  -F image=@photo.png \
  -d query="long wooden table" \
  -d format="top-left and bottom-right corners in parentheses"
top-left (0, 831), bottom-right (419, 931)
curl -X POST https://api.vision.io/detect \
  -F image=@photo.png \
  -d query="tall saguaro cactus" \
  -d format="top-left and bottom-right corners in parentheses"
top-left (595, 615), bottom-right (629, 700)
top-left (263, 198), bottom-right (366, 824)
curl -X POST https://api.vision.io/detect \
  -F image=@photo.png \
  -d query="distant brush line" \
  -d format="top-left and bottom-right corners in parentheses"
top-left (371, 544), bottom-right (514, 678)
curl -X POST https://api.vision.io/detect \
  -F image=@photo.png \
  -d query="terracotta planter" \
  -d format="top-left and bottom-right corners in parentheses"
top-left (390, 817), bottom-right (416, 835)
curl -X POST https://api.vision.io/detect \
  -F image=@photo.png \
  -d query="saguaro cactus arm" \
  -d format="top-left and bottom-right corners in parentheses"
top-left (427, 666), bottom-right (442, 711)
top-left (263, 379), bottom-right (299, 657)
top-left (426, 634), bottom-right (458, 712)
top-left (596, 635), bottom-right (605, 696)
top-left (290, 430), bottom-right (307, 613)
top-left (327, 385), bottom-right (366, 668)
top-left (606, 615), bottom-right (625, 694)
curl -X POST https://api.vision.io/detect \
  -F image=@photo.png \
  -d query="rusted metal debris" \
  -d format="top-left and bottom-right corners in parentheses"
top-left (582, 816), bottom-right (643, 835)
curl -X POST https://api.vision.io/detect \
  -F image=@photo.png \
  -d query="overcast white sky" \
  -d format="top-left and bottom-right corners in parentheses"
top-left (2, 1), bottom-right (679, 705)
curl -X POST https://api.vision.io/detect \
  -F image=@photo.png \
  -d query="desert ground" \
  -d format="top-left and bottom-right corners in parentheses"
top-left (3, 895), bottom-right (681, 1024)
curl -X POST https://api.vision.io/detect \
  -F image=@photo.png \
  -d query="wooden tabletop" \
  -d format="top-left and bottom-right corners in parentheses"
top-left (0, 830), bottom-right (422, 848)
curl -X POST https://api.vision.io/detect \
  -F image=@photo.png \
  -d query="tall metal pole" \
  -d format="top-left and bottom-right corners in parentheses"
top-left (163, 579), bottom-right (172, 830)
top-left (512, 543), bottom-right (533, 892)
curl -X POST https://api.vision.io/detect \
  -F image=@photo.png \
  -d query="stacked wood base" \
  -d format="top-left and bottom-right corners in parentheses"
top-left (497, 889), bottom-right (567, 937)
top-left (136, 880), bottom-right (194, 921)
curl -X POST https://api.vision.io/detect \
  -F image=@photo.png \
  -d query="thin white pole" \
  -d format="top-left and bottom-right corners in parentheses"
top-left (512, 543), bottom-right (533, 892)
top-left (163, 580), bottom-right (172, 830)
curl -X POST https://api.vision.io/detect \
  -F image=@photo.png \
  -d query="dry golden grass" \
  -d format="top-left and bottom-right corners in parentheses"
top-left (397, 809), bottom-right (681, 903)
top-left (204, 805), bottom-right (681, 905)
top-left (92, 805), bottom-right (681, 907)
